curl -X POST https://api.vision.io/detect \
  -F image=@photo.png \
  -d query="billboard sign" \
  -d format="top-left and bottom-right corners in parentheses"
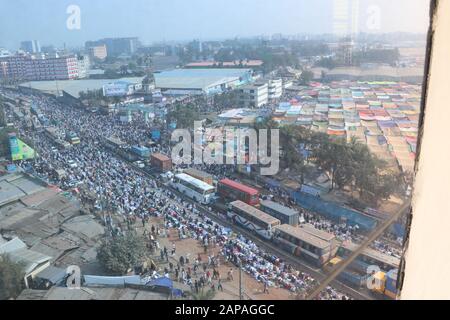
top-left (103, 82), bottom-right (133, 97)
top-left (9, 134), bottom-right (36, 161)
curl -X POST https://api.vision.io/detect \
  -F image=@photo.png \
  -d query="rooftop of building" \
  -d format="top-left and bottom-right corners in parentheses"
top-left (0, 172), bottom-right (47, 207)
top-left (19, 77), bottom-right (145, 99)
top-left (154, 68), bottom-right (252, 90)
top-left (17, 287), bottom-right (169, 300)
top-left (185, 60), bottom-right (263, 68)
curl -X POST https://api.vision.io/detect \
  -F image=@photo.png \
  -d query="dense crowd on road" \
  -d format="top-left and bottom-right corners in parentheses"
top-left (2, 90), bottom-right (353, 299)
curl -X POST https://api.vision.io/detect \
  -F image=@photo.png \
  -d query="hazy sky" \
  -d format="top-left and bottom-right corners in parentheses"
top-left (0, 0), bottom-right (430, 49)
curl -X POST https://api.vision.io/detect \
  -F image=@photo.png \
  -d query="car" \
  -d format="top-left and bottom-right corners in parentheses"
top-left (134, 161), bottom-right (145, 168)
top-left (51, 147), bottom-right (58, 153)
top-left (67, 160), bottom-right (78, 168)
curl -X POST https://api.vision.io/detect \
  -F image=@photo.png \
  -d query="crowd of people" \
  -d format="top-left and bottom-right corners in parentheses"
top-left (2, 90), bottom-right (377, 300)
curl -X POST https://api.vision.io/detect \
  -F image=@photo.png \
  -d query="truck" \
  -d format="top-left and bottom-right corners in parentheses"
top-left (66, 132), bottom-right (81, 145)
top-left (150, 153), bottom-right (172, 172)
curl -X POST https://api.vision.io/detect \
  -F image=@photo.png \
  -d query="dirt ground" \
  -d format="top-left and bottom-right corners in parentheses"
top-left (135, 217), bottom-right (295, 300)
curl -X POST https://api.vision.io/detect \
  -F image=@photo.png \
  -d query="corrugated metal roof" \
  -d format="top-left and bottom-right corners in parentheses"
top-left (154, 68), bottom-right (251, 90)
top-left (35, 266), bottom-right (67, 284)
top-left (0, 238), bottom-right (52, 274)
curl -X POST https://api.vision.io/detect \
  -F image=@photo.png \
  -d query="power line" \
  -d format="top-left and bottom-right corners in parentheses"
top-left (306, 199), bottom-right (411, 300)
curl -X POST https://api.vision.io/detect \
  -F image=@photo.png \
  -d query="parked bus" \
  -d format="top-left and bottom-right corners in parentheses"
top-left (227, 200), bottom-right (280, 240)
top-left (324, 241), bottom-right (400, 290)
top-left (55, 139), bottom-right (72, 150)
top-left (171, 173), bottom-right (216, 204)
top-left (217, 179), bottom-right (260, 206)
top-left (102, 136), bottom-right (126, 150)
top-left (184, 168), bottom-right (214, 186)
top-left (260, 200), bottom-right (299, 226)
top-left (338, 241), bottom-right (400, 273)
top-left (273, 224), bottom-right (338, 267)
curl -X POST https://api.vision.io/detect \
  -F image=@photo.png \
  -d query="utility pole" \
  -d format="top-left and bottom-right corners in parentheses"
top-left (239, 260), bottom-right (243, 300)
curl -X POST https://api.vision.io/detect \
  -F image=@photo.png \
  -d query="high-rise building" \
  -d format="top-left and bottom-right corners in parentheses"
top-left (0, 48), bottom-right (11, 58)
top-left (0, 54), bottom-right (78, 81)
top-left (237, 82), bottom-right (269, 108)
top-left (268, 79), bottom-right (283, 99)
top-left (88, 45), bottom-right (108, 60)
top-left (77, 55), bottom-right (90, 79)
top-left (20, 40), bottom-right (41, 53)
top-left (338, 39), bottom-right (354, 66)
top-left (85, 37), bottom-right (140, 57)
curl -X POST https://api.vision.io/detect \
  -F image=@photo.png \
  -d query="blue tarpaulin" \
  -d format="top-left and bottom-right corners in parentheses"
top-left (84, 275), bottom-right (142, 286)
top-left (151, 130), bottom-right (161, 141)
top-left (266, 179), bottom-right (281, 188)
top-left (292, 191), bottom-right (377, 231)
top-left (146, 276), bottom-right (173, 289)
top-left (391, 223), bottom-right (406, 238)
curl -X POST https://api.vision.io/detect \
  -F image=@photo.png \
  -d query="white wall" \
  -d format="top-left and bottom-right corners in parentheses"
top-left (401, 0), bottom-right (450, 300)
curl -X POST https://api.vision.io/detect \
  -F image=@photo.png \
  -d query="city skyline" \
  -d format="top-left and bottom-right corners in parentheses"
top-left (0, 0), bottom-right (430, 49)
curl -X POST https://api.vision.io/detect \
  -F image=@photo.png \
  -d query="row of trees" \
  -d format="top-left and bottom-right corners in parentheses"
top-left (256, 121), bottom-right (404, 206)
top-left (211, 45), bottom-right (300, 74)
top-left (352, 48), bottom-right (400, 66)
top-left (166, 103), bottom-right (201, 129)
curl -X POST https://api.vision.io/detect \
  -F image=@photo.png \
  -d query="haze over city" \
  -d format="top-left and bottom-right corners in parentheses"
top-left (2, 0), bottom-right (446, 306)
top-left (0, 0), bottom-right (429, 49)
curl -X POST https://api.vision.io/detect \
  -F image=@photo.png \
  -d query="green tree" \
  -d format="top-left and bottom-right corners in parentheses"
top-left (0, 255), bottom-right (25, 300)
top-left (128, 62), bottom-right (137, 71)
top-left (0, 96), bottom-right (6, 126)
top-left (186, 289), bottom-right (216, 300)
top-left (97, 233), bottom-right (148, 275)
top-left (315, 57), bottom-right (337, 69)
top-left (119, 65), bottom-right (129, 75)
top-left (299, 70), bottom-right (314, 85)
top-left (167, 103), bottom-right (201, 129)
top-left (0, 127), bottom-right (17, 157)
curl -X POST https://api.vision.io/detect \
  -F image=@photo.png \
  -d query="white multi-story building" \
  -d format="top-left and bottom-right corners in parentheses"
top-left (237, 82), bottom-right (269, 108)
top-left (0, 54), bottom-right (79, 81)
top-left (268, 79), bottom-right (283, 99)
top-left (77, 55), bottom-right (90, 79)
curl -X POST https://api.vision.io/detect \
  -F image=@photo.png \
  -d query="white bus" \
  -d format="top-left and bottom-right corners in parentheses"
top-left (227, 200), bottom-right (281, 240)
top-left (171, 173), bottom-right (216, 204)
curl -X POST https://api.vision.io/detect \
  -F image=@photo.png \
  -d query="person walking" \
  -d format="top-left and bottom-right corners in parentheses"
top-left (263, 281), bottom-right (269, 294)
top-left (217, 279), bottom-right (224, 292)
top-left (171, 242), bottom-right (176, 256)
top-left (228, 268), bottom-right (234, 281)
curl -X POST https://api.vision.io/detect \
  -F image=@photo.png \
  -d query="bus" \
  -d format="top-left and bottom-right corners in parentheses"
top-left (55, 139), bottom-right (72, 150)
top-left (273, 224), bottom-right (339, 267)
top-left (184, 168), bottom-right (214, 185)
top-left (45, 127), bottom-right (60, 141)
top-left (171, 173), bottom-right (216, 205)
top-left (227, 200), bottom-right (281, 240)
top-left (260, 200), bottom-right (300, 226)
top-left (324, 241), bottom-right (400, 290)
top-left (18, 97), bottom-right (32, 108)
top-left (217, 179), bottom-right (260, 206)
top-left (338, 241), bottom-right (400, 273)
